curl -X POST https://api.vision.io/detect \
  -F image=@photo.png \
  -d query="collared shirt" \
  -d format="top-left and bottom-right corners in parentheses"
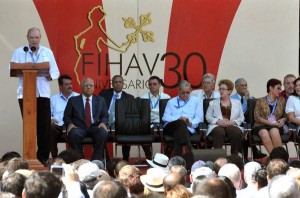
top-left (50, 92), bottom-right (79, 126)
top-left (286, 95), bottom-right (300, 132)
top-left (231, 93), bottom-right (248, 113)
top-left (82, 95), bottom-right (94, 123)
top-left (191, 89), bottom-right (220, 101)
top-left (141, 91), bottom-right (171, 123)
top-left (162, 95), bottom-right (203, 133)
top-left (108, 91), bottom-right (123, 113)
top-left (10, 45), bottom-right (60, 99)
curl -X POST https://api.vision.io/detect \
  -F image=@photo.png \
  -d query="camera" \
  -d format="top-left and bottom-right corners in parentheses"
top-left (50, 165), bottom-right (64, 177)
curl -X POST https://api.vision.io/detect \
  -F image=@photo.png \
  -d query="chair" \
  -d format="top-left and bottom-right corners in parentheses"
top-left (113, 98), bottom-right (153, 162)
top-left (288, 122), bottom-right (299, 160)
top-left (247, 99), bottom-right (290, 161)
top-left (159, 99), bottom-right (203, 156)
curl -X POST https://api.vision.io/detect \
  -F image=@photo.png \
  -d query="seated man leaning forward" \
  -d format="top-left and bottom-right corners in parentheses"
top-left (64, 77), bottom-right (108, 160)
top-left (162, 80), bottom-right (203, 156)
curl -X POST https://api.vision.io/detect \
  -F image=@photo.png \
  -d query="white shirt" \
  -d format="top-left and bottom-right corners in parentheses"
top-left (141, 92), bottom-right (171, 123)
top-left (162, 95), bottom-right (203, 133)
top-left (191, 89), bottom-right (220, 101)
top-left (286, 95), bottom-right (300, 131)
top-left (51, 92), bottom-right (79, 126)
top-left (10, 45), bottom-right (60, 99)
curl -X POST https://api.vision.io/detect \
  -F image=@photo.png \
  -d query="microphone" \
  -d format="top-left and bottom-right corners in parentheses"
top-left (23, 46), bottom-right (29, 62)
top-left (30, 46), bottom-right (36, 52)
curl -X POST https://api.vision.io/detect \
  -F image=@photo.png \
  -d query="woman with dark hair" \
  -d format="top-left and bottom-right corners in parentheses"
top-left (252, 78), bottom-right (286, 154)
top-left (286, 77), bottom-right (300, 133)
top-left (206, 79), bottom-right (244, 155)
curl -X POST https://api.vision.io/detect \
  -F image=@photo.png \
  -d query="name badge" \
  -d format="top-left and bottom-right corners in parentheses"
top-left (268, 115), bottom-right (276, 123)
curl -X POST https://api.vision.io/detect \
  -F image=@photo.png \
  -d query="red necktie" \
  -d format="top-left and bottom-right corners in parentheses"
top-left (85, 97), bottom-right (91, 127)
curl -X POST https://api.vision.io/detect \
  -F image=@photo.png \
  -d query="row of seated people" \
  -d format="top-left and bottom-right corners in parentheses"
top-left (50, 73), bottom-right (299, 162)
top-left (1, 148), bottom-right (299, 198)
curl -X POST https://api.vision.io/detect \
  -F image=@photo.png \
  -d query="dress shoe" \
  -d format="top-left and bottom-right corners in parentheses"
top-left (253, 150), bottom-right (267, 159)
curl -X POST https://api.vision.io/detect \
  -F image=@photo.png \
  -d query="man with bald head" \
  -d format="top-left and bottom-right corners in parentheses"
top-left (163, 172), bottom-right (185, 194)
top-left (10, 27), bottom-right (60, 166)
top-left (64, 78), bottom-right (108, 160)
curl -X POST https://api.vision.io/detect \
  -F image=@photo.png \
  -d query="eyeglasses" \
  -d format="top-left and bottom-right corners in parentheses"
top-left (218, 88), bottom-right (228, 91)
top-left (148, 83), bottom-right (158, 86)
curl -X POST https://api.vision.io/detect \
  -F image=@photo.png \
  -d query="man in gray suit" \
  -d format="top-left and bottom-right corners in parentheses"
top-left (64, 78), bottom-right (108, 160)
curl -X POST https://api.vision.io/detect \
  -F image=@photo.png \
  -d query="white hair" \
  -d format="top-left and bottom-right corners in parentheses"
top-left (268, 175), bottom-right (300, 198)
top-left (244, 162), bottom-right (261, 184)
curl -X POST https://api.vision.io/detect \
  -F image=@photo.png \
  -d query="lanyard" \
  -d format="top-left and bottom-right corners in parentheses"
top-left (266, 96), bottom-right (277, 115)
top-left (149, 93), bottom-right (160, 109)
top-left (175, 96), bottom-right (190, 109)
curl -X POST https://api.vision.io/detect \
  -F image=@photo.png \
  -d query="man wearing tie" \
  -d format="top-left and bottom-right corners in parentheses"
top-left (231, 78), bottom-right (267, 160)
top-left (99, 75), bottom-right (135, 161)
top-left (64, 78), bottom-right (108, 160)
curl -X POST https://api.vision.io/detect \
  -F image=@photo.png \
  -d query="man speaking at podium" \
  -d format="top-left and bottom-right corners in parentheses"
top-left (10, 27), bottom-right (60, 166)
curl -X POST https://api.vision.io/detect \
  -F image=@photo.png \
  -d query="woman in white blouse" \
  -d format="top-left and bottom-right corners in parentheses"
top-left (286, 77), bottom-right (300, 132)
top-left (206, 79), bottom-right (244, 154)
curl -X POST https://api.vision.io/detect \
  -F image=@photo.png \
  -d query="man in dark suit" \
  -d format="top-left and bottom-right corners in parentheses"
top-left (64, 77), bottom-right (108, 160)
top-left (99, 75), bottom-right (151, 161)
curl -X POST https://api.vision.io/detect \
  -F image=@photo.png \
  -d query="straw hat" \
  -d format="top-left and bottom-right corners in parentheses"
top-left (140, 168), bottom-right (167, 192)
top-left (146, 153), bottom-right (169, 171)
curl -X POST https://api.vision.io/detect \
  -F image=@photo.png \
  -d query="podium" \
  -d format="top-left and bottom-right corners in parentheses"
top-left (10, 62), bottom-right (49, 168)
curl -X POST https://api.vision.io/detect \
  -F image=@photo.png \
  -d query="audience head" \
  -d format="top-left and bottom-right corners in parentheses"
top-left (1, 151), bottom-right (21, 165)
top-left (140, 168), bottom-right (167, 193)
top-left (267, 159), bottom-right (289, 180)
top-left (193, 177), bottom-right (232, 198)
top-left (163, 172), bottom-right (185, 193)
top-left (226, 154), bottom-right (244, 171)
top-left (169, 165), bottom-right (187, 179)
top-left (283, 74), bottom-right (296, 96)
top-left (92, 160), bottom-right (105, 170)
top-left (106, 158), bottom-right (122, 178)
top-left (191, 167), bottom-right (214, 182)
top-left (213, 157), bottom-right (228, 175)
top-left (118, 165), bottom-right (143, 195)
top-left (218, 79), bottom-right (234, 94)
top-left (148, 76), bottom-right (162, 95)
top-left (165, 184), bottom-right (192, 198)
top-left (58, 74), bottom-right (73, 95)
top-left (78, 162), bottom-right (107, 190)
top-left (81, 77), bottom-right (95, 97)
top-left (146, 153), bottom-right (169, 171)
top-left (114, 160), bottom-right (129, 178)
top-left (168, 156), bottom-right (186, 169)
top-left (112, 75), bottom-right (124, 93)
top-left (191, 160), bottom-right (208, 173)
top-left (23, 171), bottom-right (62, 198)
top-left (57, 149), bottom-right (81, 164)
top-left (268, 175), bottom-right (300, 198)
top-left (269, 146), bottom-right (289, 163)
top-left (202, 73), bottom-right (216, 93)
top-left (217, 175), bottom-right (236, 198)
top-left (234, 78), bottom-right (248, 96)
top-left (218, 163), bottom-right (242, 190)
top-left (292, 77), bottom-right (300, 96)
top-left (71, 159), bottom-right (90, 171)
top-left (2, 172), bottom-right (26, 197)
top-left (93, 180), bottom-right (127, 198)
top-left (286, 167), bottom-right (300, 186)
top-left (255, 168), bottom-right (268, 190)
top-left (0, 192), bottom-right (15, 198)
top-left (243, 162), bottom-right (261, 185)
top-left (178, 80), bottom-right (192, 101)
top-left (7, 158), bottom-right (29, 174)
top-left (266, 78), bottom-right (282, 94)
top-left (49, 157), bottom-right (65, 168)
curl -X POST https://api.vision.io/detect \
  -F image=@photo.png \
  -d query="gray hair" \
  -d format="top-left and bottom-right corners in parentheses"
top-left (268, 175), bottom-right (300, 198)
top-left (234, 78), bottom-right (246, 87)
top-left (283, 74), bottom-right (296, 83)
top-left (203, 73), bottom-right (216, 83)
top-left (178, 80), bottom-right (191, 89)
